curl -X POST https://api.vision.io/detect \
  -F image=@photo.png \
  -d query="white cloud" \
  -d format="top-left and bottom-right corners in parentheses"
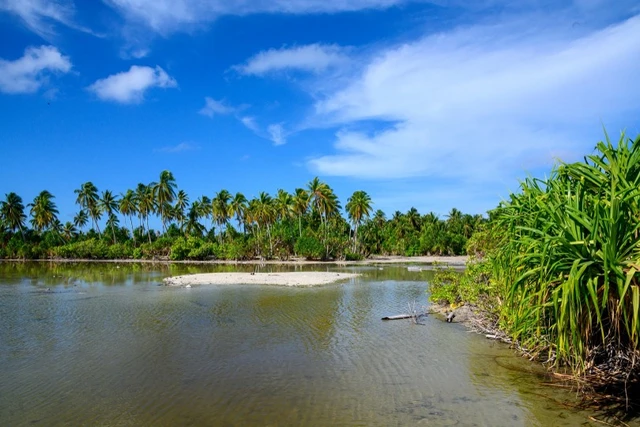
top-left (155, 142), bottom-right (199, 153)
top-left (88, 65), bottom-right (177, 103)
top-left (236, 44), bottom-right (348, 75)
top-left (0, 0), bottom-right (73, 38)
top-left (104, 0), bottom-right (410, 34)
top-left (240, 116), bottom-right (260, 133)
top-left (307, 14), bottom-right (640, 182)
top-left (0, 0), bottom-right (95, 38)
top-left (199, 97), bottom-right (234, 117)
top-left (267, 123), bottom-right (286, 145)
top-left (0, 45), bottom-right (71, 94)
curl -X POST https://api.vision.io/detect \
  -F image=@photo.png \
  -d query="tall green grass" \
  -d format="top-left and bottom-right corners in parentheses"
top-left (492, 132), bottom-right (640, 377)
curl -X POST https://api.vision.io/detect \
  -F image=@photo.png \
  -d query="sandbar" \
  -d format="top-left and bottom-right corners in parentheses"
top-left (164, 272), bottom-right (361, 287)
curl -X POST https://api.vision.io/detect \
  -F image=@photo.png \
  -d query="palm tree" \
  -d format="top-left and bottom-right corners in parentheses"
top-left (105, 214), bottom-right (120, 241)
top-left (308, 177), bottom-right (328, 222)
top-left (274, 189), bottom-right (293, 222)
top-left (28, 190), bottom-right (58, 232)
top-left (406, 207), bottom-right (421, 231)
top-left (184, 201), bottom-right (205, 237)
top-left (212, 190), bottom-right (232, 241)
top-left (99, 190), bottom-right (119, 244)
top-left (75, 182), bottom-right (101, 236)
top-left (253, 192), bottom-right (275, 256)
top-left (0, 192), bottom-right (27, 239)
top-left (292, 188), bottom-right (310, 237)
top-left (119, 189), bottom-right (138, 244)
top-left (174, 190), bottom-right (189, 230)
top-left (50, 218), bottom-right (65, 243)
top-left (154, 170), bottom-right (177, 233)
top-left (62, 222), bottom-right (77, 242)
top-left (196, 196), bottom-right (212, 234)
top-left (346, 190), bottom-right (373, 253)
top-left (73, 210), bottom-right (89, 231)
top-left (230, 192), bottom-right (248, 233)
top-left (136, 183), bottom-right (155, 243)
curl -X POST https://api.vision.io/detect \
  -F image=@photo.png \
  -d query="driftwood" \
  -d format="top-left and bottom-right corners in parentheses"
top-left (381, 314), bottom-right (414, 320)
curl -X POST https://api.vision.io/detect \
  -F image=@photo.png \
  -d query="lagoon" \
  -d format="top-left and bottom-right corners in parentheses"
top-left (0, 262), bottom-right (597, 426)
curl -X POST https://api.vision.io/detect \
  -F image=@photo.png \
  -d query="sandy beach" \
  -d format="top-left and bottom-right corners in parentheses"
top-left (164, 271), bottom-right (362, 287)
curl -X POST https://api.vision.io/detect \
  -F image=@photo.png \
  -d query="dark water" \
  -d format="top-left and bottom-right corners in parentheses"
top-left (0, 262), bottom-right (607, 426)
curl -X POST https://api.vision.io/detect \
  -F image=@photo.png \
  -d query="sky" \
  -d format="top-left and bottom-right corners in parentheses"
top-left (1, 0), bottom-right (639, 227)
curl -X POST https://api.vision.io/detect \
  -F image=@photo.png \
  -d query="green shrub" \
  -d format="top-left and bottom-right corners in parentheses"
top-left (295, 235), bottom-right (324, 260)
top-left (344, 252), bottom-right (364, 261)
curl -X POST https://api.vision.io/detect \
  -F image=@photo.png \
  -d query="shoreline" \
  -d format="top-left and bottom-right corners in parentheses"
top-left (164, 271), bottom-right (361, 287)
top-left (0, 255), bottom-right (467, 267)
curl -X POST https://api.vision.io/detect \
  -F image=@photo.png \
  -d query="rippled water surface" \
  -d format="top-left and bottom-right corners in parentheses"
top-left (0, 262), bottom-right (607, 426)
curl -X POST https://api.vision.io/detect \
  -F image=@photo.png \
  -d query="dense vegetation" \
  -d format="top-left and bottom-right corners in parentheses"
top-left (0, 175), bottom-right (483, 261)
top-left (431, 132), bottom-right (640, 408)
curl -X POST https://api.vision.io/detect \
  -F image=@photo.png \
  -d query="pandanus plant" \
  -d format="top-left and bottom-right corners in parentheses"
top-left (492, 132), bottom-right (640, 380)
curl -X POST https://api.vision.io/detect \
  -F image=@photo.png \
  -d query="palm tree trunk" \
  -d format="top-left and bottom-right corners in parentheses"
top-left (266, 223), bottom-right (273, 257)
top-left (129, 216), bottom-right (136, 245)
top-left (146, 215), bottom-right (152, 243)
top-left (354, 222), bottom-right (359, 253)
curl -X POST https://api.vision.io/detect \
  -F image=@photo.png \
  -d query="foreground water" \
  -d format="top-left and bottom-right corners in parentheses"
top-left (0, 262), bottom-right (611, 426)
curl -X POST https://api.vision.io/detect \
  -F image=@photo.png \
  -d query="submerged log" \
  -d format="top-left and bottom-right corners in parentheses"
top-left (381, 314), bottom-right (414, 320)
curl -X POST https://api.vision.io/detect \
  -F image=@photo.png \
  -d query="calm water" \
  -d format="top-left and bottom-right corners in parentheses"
top-left (0, 262), bottom-right (608, 426)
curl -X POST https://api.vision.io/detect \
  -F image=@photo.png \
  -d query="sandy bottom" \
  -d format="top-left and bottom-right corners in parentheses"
top-left (163, 272), bottom-right (361, 287)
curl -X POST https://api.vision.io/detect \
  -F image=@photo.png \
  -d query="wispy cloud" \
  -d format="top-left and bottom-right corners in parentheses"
top-left (306, 13), bottom-right (640, 182)
top-left (239, 116), bottom-right (260, 133)
top-left (199, 97), bottom-right (234, 117)
top-left (155, 142), bottom-right (199, 153)
top-left (0, 0), bottom-right (95, 39)
top-left (267, 123), bottom-right (286, 145)
top-left (88, 65), bottom-right (177, 104)
top-left (104, 0), bottom-right (414, 35)
top-left (0, 45), bottom-right (71, 94)
top-left (235, 44), bottom-right (348, 76)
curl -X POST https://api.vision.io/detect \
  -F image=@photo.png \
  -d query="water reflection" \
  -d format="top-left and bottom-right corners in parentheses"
top-left (0, 262), bottom-right (617, 426)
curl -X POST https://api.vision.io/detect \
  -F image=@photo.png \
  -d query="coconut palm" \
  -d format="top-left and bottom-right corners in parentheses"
top-left (230, 192), bottom-right (248, 233)
top-left (274, 189), bottom-right (293, 222)
top-left (50, 218), bottom-right (65, 243)
top-left (136, 183), bottom-right (155, 243)
top-left (184, 201), bottom-right (205, 237)
top-left (406, 207), bottom-right (421, 231)
top-left (292, 188), bottom-right (310, 237)
top-left (99, 190), bottom-right (119, 244)
top-left (154, 170), bottom-right (177, 233)
top-left (252, 192), bottom-right (275, 256)
top-left (307, 177), bottom-right (329, 222)
top-left (75, 182), bottom-right (101, 236)
top-left (0, 192), bottom-right (27, 239)
top-left (212, 190), bottom-right (232, 241)
top-left (346, 190), bottom-right (373, 253)
top-left (174, 189), bottom-right (189, 230)
top-left (62, 222), bottom-right (77, 242)
top-left (28, 190), bottom-right (58, 232)
top-left (119, 189), bottom-right (138, 244)
top-left (74, 210), bottom-right (89, 231)
top-left (197, 196), bottom-right (212, 234)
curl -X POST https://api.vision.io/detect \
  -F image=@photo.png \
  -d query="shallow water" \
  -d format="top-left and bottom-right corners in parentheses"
top-left (0, 262), bottom-right (615, 426)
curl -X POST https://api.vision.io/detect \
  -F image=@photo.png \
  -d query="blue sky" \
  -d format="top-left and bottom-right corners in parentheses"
top-left (1, 0), bottom-right (639, 227)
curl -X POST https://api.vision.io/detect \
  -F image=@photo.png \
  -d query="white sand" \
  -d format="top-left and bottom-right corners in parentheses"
top-left (163, 272), bottom-right (361, 287)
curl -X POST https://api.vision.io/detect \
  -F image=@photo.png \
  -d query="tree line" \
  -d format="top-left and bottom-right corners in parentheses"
top-left (0, 172), bottom-right (484, 260)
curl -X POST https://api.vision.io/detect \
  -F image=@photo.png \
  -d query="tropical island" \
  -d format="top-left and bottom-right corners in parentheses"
top-left (2, 132), bottom-right (640, 417)
top-left (0, 176), bottom-right (482, 261)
